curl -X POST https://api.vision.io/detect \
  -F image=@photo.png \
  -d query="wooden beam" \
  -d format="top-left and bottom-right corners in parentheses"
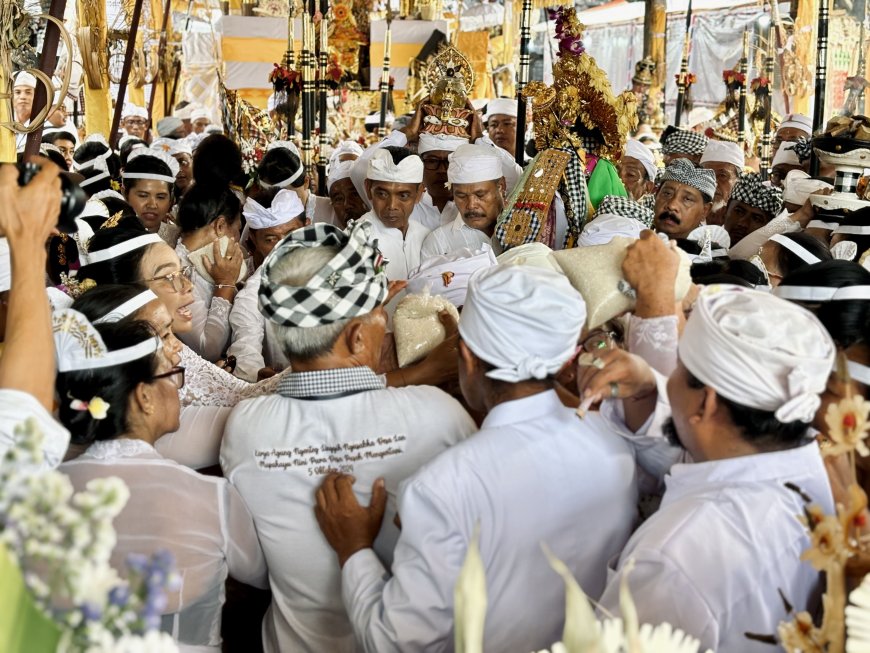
top-left (149, 0), bottom-right (174, 121)
top-left (110, 0), bottom-right (147, 149)
top-left (23, 0), bottom-right (68, 159)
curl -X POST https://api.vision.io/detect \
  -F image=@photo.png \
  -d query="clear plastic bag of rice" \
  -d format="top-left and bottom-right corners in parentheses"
top-left (393, 291), bottom-right (460, 368)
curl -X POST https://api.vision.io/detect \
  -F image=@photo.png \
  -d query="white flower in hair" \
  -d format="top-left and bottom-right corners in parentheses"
top-left (126, 147), bottom-right (181, 178)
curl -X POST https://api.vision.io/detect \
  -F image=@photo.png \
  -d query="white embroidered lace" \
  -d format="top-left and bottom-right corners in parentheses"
top-left (82, 437), bottom-right (156, 460)
top-left (179, 344), bottom-right (286, 407)
top-left (628, 314), bottom-right (679, 377)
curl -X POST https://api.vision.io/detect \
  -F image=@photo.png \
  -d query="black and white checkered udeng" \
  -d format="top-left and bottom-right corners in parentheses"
top-left (258, 221), bottom-right (389, 328)
top-left (730, 173), bottom-right (784, 217)
top-left (595, 195), bottom-right (654, 228)
top-left (660, 158), bottom-right (717, 201)
top-left (661, 127), bottom-right (708, 156)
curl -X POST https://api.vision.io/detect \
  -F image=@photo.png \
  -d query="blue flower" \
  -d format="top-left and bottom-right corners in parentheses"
top-left (109, 585), bottom-right (130, 607)
top-left (80, 601), bottom-right (102, 622)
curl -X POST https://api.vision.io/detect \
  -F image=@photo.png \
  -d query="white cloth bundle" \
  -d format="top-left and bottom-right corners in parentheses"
top-left (496, 243), bottom-right (562, 272)
top-left (679, 285), bottom-right (835, 423)
top-left (578, 214), bottom-right (645, 247)
top-left (407, 245), bottom-right (497, 307)
top-left (459, 265), bottom-right (586, 383)
top-left (394, 292), bottom-right (460, 367)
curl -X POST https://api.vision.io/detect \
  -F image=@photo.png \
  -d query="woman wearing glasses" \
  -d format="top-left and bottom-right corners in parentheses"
top-left (176, 185), bottom-right (245, 361)
top-left (78, 228), bottom-right (284, 412)
top-left (57, 316), bottom-right (267, 651)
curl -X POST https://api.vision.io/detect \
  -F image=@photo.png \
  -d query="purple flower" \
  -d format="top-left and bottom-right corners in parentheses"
top-left (109, 586), bottom-right (131, 608)
top-left (559, 37), bottom-right (585, 55)
top-left (126, 553), bottom-right (149, 574)
top-left (80, 602), bottom-right (102, 622)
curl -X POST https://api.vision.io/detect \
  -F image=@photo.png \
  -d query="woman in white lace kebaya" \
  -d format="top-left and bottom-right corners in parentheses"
top-left (175, 185), bottom-right (247, 362)
top-left (57, 318), bottom-right (268, 652)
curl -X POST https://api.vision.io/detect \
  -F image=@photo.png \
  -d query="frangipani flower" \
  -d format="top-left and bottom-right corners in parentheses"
top-left (824, 394), bottom-right (870, 457)
top-left (800, 504), bottom-right (850, 571)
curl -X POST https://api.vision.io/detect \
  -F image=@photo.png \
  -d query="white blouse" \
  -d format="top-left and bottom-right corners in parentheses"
top-left (60, 438), bottom-right (268, 652)
top-left (175, 242), bottom-right (234, 363)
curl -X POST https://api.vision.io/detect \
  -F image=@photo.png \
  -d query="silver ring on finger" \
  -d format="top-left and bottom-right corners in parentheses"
top-left (609, 381), bottom-right (619, 398)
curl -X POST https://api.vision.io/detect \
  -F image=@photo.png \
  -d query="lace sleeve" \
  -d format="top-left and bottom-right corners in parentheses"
top-left (178, 345), bottom-right (288, 407)
top-left (628, 314), bottom-right (679, 377)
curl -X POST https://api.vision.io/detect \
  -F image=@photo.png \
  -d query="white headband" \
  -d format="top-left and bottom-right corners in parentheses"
top-left (122, 172), bottom-right (176, 184)
top-left (807, 220), bottom-right (839, 231)
top-left (260, 164), bottom-right (304, 189)
top-left (93, 290), bottom-right (159, 324)
top-left (848, 360), bottom-right (870, 386)
top-left (124, 148), bottom-right (181, 184)
top-left (84, 233), bottom-right (163, 265)
top-left (834, 225), bottom-right (870, 236)
top-left (60, 335), bottom-right (160, 372)
top-left (773, 285), bottom-right (870, 302)
top-left (769, 234), bottom-right (821, 265)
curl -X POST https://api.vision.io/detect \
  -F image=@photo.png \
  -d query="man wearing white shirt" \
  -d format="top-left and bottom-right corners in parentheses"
top-left (421, 142), bottom-right (504, 260)
top-left (315, 264), bottom-right (638, 653)
top-left (221, 221), bottom-right (476, 652)
top-left (361, 147), bottom-right (430, 281)
top-left (13, 72), bottom-right (35, 152)
top-left (587, 285), bottom-right (836, 653)
top-left (228, 189), bottom-right (308, 381)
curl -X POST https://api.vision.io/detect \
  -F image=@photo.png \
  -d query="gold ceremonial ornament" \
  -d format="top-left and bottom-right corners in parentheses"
top-left (522, 7), bottom-right (636, 160)
top-left (1, 4), bottom-right (75, 136)
top-left (420, 44), bottom-right (475, 138)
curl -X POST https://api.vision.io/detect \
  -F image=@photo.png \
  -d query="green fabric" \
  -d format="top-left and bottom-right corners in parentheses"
top-left (0, 544), bottom-right (62, 653)
top-left (587, 159), bottom-right (627, 210)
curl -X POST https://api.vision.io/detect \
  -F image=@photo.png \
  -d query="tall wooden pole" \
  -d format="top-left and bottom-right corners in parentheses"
top-left (378, 12), bottom-right (393, 137)
top-left (760, 25), bottom-right (776, 180)
top-left (111, 0), bottom-right (147, 149)
top-left (644, 0), bottom-right (667, 124)
top-left (737, 31), bottom-right (749, 146)
top-left (673, 0), bottom-right (693, 127)
top-left (515, 0), bottom-right (532, 164)
top-left (148, 0), bottom-right (173, 122)
top-left (301, 1), bottom-right (315, 174)
top-left (23, 0), bottom-right (68, 159)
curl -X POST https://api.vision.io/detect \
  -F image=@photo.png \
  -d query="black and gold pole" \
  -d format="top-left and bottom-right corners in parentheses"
top-left (810, 0), bottom-right (832, 177)
top-left (515, 0), bottom-right (532, 165)
top-left (301, 0), bottom-right (316, 175)
top-left (283, 0), bottom-right (296, 138)
top-left (760, 25), bottom-right (776, 181)
top-left (378, 11), bottom-right (393, 137)
top-left (317, 0), bottom-right (329, 192)
top-left (737, 31), bottom-right (749, 146)
top-left (673, 0), bottom-right (693, 127)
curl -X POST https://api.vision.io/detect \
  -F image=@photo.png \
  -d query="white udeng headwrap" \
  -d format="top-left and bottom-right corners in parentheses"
top-left (327, 159), bottom-right (355, 191)
top-left (679, 285), bottom-right (835, 423)
top-left (700, 140), bottom-right (745, 170)
top-left (124, 148), bottom-right (180, 184)
top-left (483, 98), bottom-right (518, 120)
top-left (367, 149), bottom-right (424, 184)
top-left (459, 264), bottom-right (586, 383)
top-left (623, 139), bottom-right (657, 181)
top-left (447, 143), bottom-right (503, 185)
top-left (243, 189), bottom-right (305, 230)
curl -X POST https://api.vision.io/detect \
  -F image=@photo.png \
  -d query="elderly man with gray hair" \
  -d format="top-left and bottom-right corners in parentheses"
top-left (220, 220), bottom-right (476, 653)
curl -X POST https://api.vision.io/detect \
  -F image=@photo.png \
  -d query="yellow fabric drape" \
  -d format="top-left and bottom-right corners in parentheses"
top-left (221, 37), bottom-right (303, 62)
top-left (149, 0), bottom-right (170, 121)
top-left (128, 85), bottom-right (145, 106)
top-left (456, 31), bottom-right (490, 100)
top-left (791, 0), bottom-right (817, 115)
top-left (76, 0), bottom-right (113, 138)
top-left (0, 67), bottom-right (16, 163)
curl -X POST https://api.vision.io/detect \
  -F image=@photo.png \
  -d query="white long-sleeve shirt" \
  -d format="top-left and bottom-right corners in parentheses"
top-left (342, 390), bottom-right (638, 653)
top-left (221, 367), bottom-right (476, 653)
top-left (360, 212), bottom-right (430, 281)
top-left (175, 242), bottom-right (235, 362)
top-left (598, 440), bottom-right (833, 653)
top-left (0, 389), bottom-right (70, 470)
top-left (227, 268), bottom-right (289, 382)
top-left (420, 213), bottom-right (493, 260)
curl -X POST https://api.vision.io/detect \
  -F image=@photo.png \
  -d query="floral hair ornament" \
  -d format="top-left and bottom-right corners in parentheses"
top-left (68, 394), bottom-right (111, 420)
top-left (53, 309), bottom-right (160, 373)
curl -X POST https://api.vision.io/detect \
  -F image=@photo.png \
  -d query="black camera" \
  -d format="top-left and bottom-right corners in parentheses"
top-left (17, 162), bottom-right (87, 234)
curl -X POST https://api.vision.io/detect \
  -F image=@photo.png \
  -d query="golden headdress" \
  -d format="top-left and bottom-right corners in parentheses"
top-left (522, 7), bottom-right (637, 160)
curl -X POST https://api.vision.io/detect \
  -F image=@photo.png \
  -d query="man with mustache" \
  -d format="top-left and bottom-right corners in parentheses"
top-left (723, 173), bottom-right (784, 248)
top-left (700, 140), bottom-right (744, 226)
top-left (420, 143), bottom-right (505, 259)
top-left (583, 286), bottom-right (836, 653)
top-left (652, 159), bottom-right (716, 240)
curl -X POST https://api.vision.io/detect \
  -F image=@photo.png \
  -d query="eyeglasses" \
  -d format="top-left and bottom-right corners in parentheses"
top-left (126, 118), bottom-right (147, 127)
top-left (144, 265), bottom-right (194, 292)
top-left (151, 366), bottom-right (185, 389)
top-left (421, 157), bottom-right (450, 171)
top-left (580, 330), bottom-right (616, 353)
top-left (487, 119), bottom-right (517, 130)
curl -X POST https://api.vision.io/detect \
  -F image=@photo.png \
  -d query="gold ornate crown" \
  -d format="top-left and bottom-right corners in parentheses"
top-left (523, 7), bottom-right (637, 160)
top-left (632, 57), bottom-right (656, 86)
top-left (419, 44), bottom-right (475, 138)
